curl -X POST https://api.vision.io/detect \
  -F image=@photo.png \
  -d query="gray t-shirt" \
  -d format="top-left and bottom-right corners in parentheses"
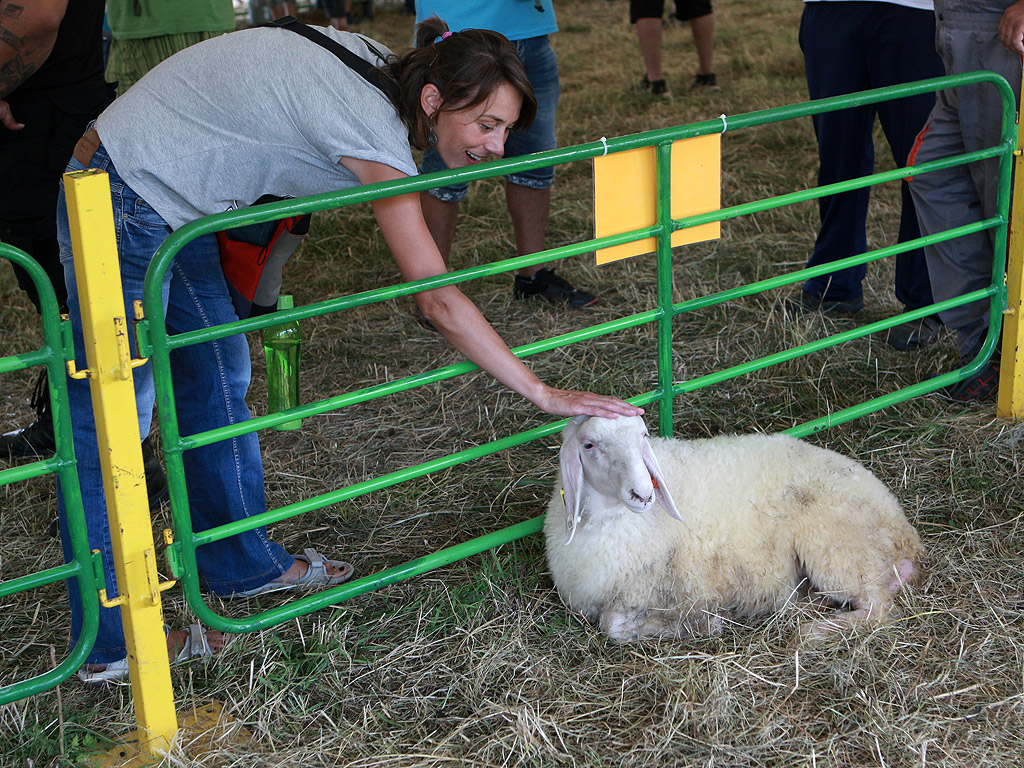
top-left (96, 25), bottom-right (416, 230)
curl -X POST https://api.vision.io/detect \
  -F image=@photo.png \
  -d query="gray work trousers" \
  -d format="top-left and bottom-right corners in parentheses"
top-left (908, 1), bottom-right (1021, 358)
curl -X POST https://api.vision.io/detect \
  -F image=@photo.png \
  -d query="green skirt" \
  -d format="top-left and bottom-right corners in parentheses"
top-left (105, 31), bottom-right (227, 97)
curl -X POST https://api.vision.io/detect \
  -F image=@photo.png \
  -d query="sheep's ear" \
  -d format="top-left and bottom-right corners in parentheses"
top-left (559, 435), bottom-right (585, 545)
top-left (642, 437), bottom-right (683, 522)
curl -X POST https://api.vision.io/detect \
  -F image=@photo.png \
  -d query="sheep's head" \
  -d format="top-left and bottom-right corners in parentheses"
top-left (559, 415), bottom-right (683, 544)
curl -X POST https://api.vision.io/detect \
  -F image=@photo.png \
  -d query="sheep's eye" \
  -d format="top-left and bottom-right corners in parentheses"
top-left (582, 441), bottom-right (595, 450)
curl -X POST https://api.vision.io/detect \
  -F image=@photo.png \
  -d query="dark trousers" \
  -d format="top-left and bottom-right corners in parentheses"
top-left (799, 2), bottom-right (944, 309)
top-left (0, 84), bottom-right (112, 313)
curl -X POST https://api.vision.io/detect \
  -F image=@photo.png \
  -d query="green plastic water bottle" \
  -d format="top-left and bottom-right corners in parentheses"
top-left (263, 294), bottom-right (302, 431)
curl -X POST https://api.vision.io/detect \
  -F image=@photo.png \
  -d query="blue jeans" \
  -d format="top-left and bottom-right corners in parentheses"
top-left (57, 142), bottom-right (292, 664)
top-left (422, 35), bottom-right (560, 202)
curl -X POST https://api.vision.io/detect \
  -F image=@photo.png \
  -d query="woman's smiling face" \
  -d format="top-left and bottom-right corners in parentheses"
top-left (421, 82), bottom-right (523, 169)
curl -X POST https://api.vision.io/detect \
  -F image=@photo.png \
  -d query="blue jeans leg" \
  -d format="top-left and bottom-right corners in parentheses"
top-left (163, 237), bottom-right (292, 595)
top-left (56, 147), bottom-right (291, 663)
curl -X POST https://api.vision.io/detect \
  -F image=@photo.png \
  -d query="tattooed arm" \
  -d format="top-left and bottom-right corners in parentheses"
top-left (0, 0), bottom-right (67, 129)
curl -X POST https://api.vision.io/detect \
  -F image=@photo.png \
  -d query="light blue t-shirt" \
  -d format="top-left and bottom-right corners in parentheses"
top-left (96, 25), bottom-right (417, 230)
top-left (416, 0), bottom-right (558, 40)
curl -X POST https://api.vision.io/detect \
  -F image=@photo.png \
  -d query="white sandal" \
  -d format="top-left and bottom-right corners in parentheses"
top-left (228, 548), bottom-right (354, 598)
top-left (76, 624), bottom-right (222, 686)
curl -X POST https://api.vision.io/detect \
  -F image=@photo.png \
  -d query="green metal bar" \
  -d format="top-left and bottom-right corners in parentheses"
top-left (655, 141), bottom-right (676, 438)
top-left (177, 309), bottom-right (661, 448)
top-left (671, 220), bottom-right (1001, 315)
top-left (0, 561), bottom-right (87, 599)
top-left (183, 286), bottom-right (994, 547)
top-left (185, 516), bottom-right (549, 633)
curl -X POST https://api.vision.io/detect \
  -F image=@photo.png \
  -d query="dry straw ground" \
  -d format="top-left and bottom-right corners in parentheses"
top-left (2, 1), bottom-right (1023, 765)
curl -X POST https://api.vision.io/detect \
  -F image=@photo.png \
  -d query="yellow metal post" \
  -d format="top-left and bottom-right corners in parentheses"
top-left (997, 71), bottom-right (1024, 418)
top-left (64, 169), bottom-right (178, 754)
top-left (999, 165), bottom-right (1024, 416)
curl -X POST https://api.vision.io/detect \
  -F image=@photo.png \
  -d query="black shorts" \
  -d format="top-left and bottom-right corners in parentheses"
top-left (321, 0), bottom-right (348, 17)
top-left (630, 0), bottom-right (713, 24)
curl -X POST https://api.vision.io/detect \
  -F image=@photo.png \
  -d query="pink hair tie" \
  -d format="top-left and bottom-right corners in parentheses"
top-left (439, 31), bottom-right (453, 41)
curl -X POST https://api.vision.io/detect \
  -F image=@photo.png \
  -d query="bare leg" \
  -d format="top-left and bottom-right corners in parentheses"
top-left (689, 14), bottom-right (715, 76)
top-left (82, 628), bottom-right (231, 673)
top-left (635, 18), bottom-right (664, 81)
top-left (419, 191), bottom-right (459, 269)
top-left (271, 2), bottom-right (298, 19)
top-left (505, 181), bottom-right (551, 278)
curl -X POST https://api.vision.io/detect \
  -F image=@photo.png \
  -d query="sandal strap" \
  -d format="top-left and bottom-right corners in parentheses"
top-left (301, 548), bottom-right (328, 582)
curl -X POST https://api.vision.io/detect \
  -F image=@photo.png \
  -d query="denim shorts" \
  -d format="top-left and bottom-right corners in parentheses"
top-left (422, 34), bottom-right (560, 202)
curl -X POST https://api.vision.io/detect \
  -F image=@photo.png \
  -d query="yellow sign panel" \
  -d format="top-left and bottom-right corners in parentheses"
top-left (593, 134), bottom-right (721, 264)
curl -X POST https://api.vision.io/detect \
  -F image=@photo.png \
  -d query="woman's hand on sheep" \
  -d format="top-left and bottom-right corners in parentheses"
top-left (532, 386), bottom-right (644, 419)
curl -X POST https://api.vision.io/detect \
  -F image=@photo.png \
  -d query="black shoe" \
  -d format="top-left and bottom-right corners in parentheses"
top-left (691, 73), bottom-right (720, 91)
top-left (48, 435), bottom-right (167, 536)
top-left (884, 313), bottom-right (943, 352)
top-left (513, 268), bottom-right (598, 308)
top-left (1, 368), bottom-right (168, 508)
top-left (942, 357), bottom-right (1000, 402)
top-left (142, 436), bottom-right (169, 510)
top-left (637, 75), bottom-right (668, 96)
top-left (778, 290), bottom-right (864, 316)
top-left (0, 370), bottom-right (56, 459)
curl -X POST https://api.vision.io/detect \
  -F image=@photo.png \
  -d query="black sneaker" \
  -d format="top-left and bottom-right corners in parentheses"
top-left (637, 75), bottom-right (668, 96)
top-left (0, 369), bottom-right (56, 459)
top-left (691, 73), bottom-right (720, 91)
top-left (942, 357), bottom-right (1000, 402)
top-left (513, 268), bottom-right (598, 308)
top-left (1, 369), bottom-right (168, 509)
top-left (48, 435), bottom-right (167, 536)
top-left (778, 290), bottom-right (864, 316)
top-left (141, 436), bottom-right (169, 510)
top-left (884, 313), bottom-right (943, 352)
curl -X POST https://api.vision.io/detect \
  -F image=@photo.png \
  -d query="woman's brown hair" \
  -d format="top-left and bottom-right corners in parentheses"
top-left (381, 15), bottom-right (538, 150)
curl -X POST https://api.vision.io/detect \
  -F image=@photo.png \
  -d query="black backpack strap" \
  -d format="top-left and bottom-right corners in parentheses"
top-left (261, 16), bottom-right (399, 102)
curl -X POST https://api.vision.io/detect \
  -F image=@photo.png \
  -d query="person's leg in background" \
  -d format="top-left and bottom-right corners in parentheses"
top-left (909, 13), bottom-right (1021, 399)
top-left (679, 0), bottom-right (717, 89)
top-left (0, 98), bottom-right (76, 460)
top-left (320, 0), bottom-right (349, 30)
top-left (419, 35), bottom-right (596, 310)
top-left (796, 1), bottom-right (873, 313)
top-left (871, 4), bottom-right (945, 350)
top-left (631, 1), bottom-right (669, 95)
top-left (505, 35), bottom-right (596, 307)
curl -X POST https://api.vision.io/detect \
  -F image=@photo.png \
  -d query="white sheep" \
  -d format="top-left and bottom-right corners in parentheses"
top-left (543, 415), bottom-right (923, 642)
